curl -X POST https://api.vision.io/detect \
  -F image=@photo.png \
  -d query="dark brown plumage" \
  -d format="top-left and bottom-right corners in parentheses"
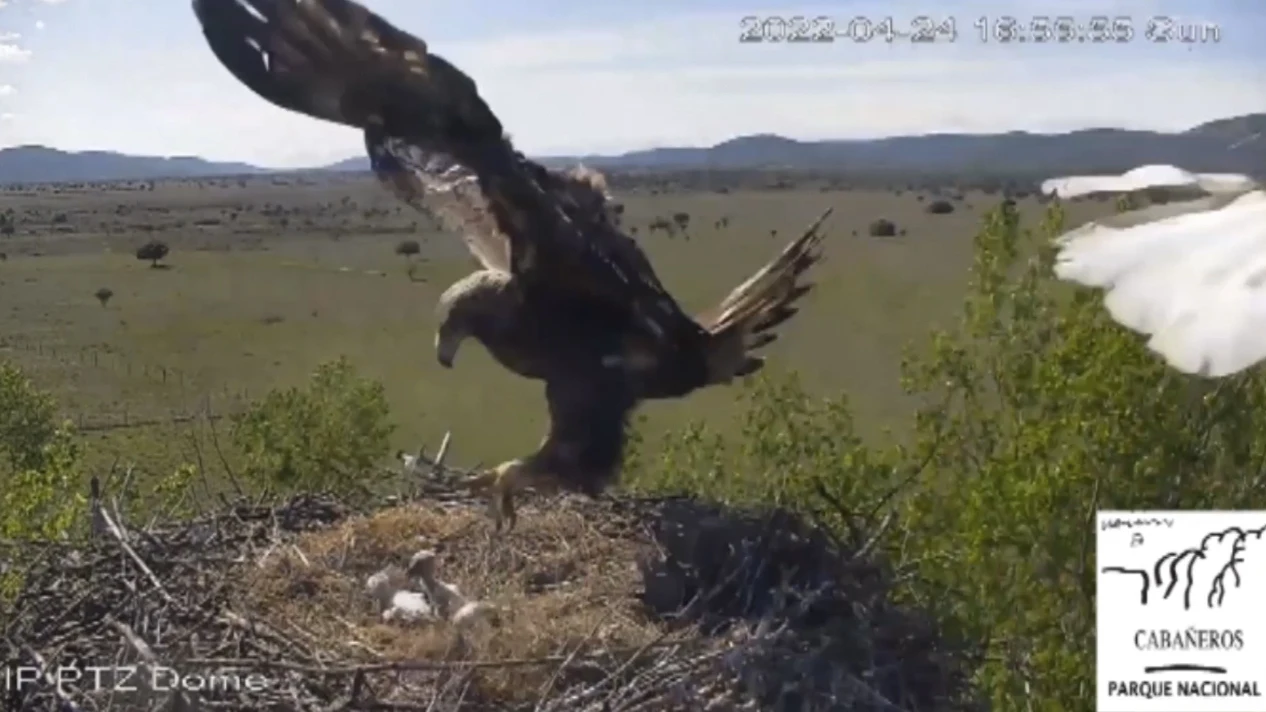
top-left (192, 0), bottom-right (831, 529)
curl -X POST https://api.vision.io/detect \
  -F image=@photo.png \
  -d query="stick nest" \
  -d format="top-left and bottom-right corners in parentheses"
top-left (2, 485), bottom-right (981, 711)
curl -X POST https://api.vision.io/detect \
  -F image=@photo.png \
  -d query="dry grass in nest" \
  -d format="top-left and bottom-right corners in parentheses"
top-left (236, 496), bottom-right (667, 703)
top-left (7, 488), bottom-right (981, 710)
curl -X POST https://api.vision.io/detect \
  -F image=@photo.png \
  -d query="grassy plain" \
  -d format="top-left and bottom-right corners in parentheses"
top-left (0, 174), bottom-right (1117, 480)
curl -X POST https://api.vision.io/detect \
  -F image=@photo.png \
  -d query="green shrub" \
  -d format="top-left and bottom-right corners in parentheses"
top-left (631, 198), bottom-right (1266, 710)
top-left (627, 375), bottom-right (895, 530)
top-left (231, 357), bottom-right (394, 498)
top-left (893, 200), bottom-right (1266, 707)
top-left (0, 362), bottom-right (85, 541)
top-left (0, 361), bottom-right (86, 604)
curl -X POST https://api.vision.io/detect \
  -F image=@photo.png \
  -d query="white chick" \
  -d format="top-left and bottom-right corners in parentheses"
top-left (407, 549), bottom-right (499, 628)
top-left (365, 565), bottom-right (434, 624)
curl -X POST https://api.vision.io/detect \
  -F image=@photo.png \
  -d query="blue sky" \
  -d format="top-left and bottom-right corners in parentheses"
top-left (0, 0), bottom-right (1263, 167)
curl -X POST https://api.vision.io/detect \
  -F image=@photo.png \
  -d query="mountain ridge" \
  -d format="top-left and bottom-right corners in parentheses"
top-left (3, 114), bottom-right (1264, 184)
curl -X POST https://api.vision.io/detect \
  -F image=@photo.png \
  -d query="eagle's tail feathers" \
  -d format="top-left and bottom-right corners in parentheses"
top-left (753, 305), bottom-right (798, 334)
top-left (733, 356), bottom-right (765, 378)
top-left (747, 332), bottom-right (777, 350)
top-left (695, 208), bottom-right (830, 385)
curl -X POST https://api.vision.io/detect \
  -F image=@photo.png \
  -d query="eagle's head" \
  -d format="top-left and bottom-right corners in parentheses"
top-left (434, 270), bottom-right (517, 368)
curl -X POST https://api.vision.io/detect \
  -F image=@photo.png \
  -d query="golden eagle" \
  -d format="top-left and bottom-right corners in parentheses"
top-left (192, 0), bottom-right (831, 529)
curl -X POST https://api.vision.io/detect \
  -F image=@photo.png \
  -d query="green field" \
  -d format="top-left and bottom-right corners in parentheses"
top-left (0, 175), bottom-right (1116, 479)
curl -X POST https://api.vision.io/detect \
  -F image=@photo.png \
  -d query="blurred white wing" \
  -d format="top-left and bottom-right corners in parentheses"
top-left (1054, 194), bottom-right (1246, 247)
top-left (1041, 164), bottom-right (1258, 199)
top-left (1054, 190), bottom-right (1266, 377)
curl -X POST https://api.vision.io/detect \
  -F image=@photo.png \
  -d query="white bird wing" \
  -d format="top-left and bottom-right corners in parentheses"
top-left (1053, 194), bottom-right (1248, 247)
top-left (1053, 190), bottom-right (1266, 377)
top-left (1041, 164), bottom-right (1258, 199)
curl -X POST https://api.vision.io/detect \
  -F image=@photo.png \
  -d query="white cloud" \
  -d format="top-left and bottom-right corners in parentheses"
top-left (34, 20), bottom-right (44, 30)
top-left (0, 42), bottom-right (31, 63)
top-left (0, 32), bottom-right (19, 41)
top-left (1, 113), bottom-right (15, 122)
top-left (3, 1), bottom-right (1262, 166)
top-left (0, 84), bottom-right (15, 96)
top-left (35, 0), bottom-right (69, 4)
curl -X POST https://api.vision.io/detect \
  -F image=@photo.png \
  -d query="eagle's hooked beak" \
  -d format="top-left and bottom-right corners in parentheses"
top-left (435, 327), bottom-right (462, 369)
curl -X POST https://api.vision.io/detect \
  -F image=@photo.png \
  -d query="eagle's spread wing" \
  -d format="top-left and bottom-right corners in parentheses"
top-left (193, 0), bottom-right (706, 346)
top-left (364, 132), bottom-right (510, 272)
top-left (191, 0), bottom-right (497, 142)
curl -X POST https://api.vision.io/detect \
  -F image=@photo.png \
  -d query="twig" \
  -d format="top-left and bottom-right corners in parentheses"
top-left (98, 506), bottom-right (174, 604)
top-left (853, 510), bottom-right (895, 562)
top-left (433, 431), bottom-right (452, 473)
top-left (107, 617), bottom-right (194, 711)
top-left (88, 477), bottom-right (108, 538)
top-left (536, 612), bottom-right (610, 705)
top-left (21, 644), bottom-right (85, 712)
top-left (187, 639), bottom-right (689, 676)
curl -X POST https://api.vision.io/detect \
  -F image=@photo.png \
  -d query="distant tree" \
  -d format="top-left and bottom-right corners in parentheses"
top-left (135, 240), bottom-right (169, 268)
top-left (0, 209), bottom-right (15, 236)
top-left (925, 200), bottom-right (955, 215)
top-left (672, 211), bottom-right (690, 231)
top-left (395, 240), bottom-right (421, 259)
top-left (868, 219), bottom-right (898, 238)
top-left (94, 288), bottom-right (114, 307)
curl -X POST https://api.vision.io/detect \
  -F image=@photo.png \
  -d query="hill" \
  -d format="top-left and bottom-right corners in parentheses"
top-left (2, 113), bottom-right (1264, 184)
top-left (0, 145), bottom-right (263, 184)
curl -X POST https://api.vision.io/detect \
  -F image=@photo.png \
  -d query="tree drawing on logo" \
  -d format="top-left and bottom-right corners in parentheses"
top-left (1101, 525), bottom-right (1265, 609)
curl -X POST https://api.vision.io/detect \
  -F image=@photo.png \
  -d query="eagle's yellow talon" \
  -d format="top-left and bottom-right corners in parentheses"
top-left (500, 487), bottom-right (516, 530)
top-left (486, 492), bottom-right (503, 529)
top-left (477, 460), bottom-right (519, 532)
top-left (488, 488), bottom-right (516, 532)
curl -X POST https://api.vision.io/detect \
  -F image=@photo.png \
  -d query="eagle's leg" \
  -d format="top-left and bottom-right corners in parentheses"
top-left (462, 459), bottom-right (563, 531)
top-left (489, 460), bottom-right (519, 531)
top-left (457, 460), bottom-right (522, 531)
